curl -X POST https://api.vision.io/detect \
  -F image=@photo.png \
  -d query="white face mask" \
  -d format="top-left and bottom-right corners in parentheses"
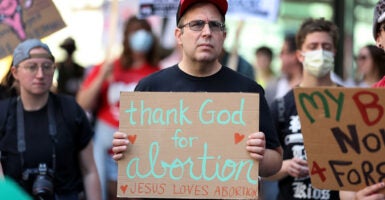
top-left (129, 30), bottom-right (153, 53)
top-left (302, 49), bottom-right (334, 78)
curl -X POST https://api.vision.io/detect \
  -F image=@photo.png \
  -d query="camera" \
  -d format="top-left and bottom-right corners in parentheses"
top-left (22, 163), bottom-right (54, 199)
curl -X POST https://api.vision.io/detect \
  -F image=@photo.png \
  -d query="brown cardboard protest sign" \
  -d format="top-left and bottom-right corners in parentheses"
top-left (0, 0), bottom-right (65, 59)
top-left (118, 92), bottom-right (260, 199)
top-left (294, 87), bottom-right (385, 192)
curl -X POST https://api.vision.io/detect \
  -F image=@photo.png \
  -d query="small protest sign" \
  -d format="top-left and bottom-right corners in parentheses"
top-left (0, 0), bottom-right (65, 59)
top-left (227, 0), bottom-right (281, 22)
top-left (294, 87), bottom-right (385, 192)
top-left (138, 0), bottom-right (281, 22)
top-left (138, 0), bottom-right (179, 18)
top-left (118, 92), bottom-right (260, 199)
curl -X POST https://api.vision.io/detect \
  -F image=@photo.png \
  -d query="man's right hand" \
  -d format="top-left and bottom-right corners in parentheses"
top-left (112, 132), bottom-right (129, 161)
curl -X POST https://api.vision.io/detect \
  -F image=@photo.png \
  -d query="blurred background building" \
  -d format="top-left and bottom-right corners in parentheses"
top-left (0, 0), bottom-right (379, 83)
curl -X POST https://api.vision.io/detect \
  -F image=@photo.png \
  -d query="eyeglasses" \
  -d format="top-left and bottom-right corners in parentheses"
top-left (178, 20), bottom-right (225, 32)
top-left (19, 62), bottom-right (55, 75)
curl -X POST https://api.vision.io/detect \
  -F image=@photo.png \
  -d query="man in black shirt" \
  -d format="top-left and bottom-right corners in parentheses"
top-left (111, 2), bottom-right (282, 199)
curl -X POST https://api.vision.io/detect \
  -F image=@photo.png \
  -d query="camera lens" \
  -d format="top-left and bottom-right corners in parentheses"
top-left (32, 175), bottom-right (54, 198)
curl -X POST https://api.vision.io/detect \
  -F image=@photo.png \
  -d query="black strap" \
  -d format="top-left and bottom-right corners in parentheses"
top-left (0, 98), bottom-right (11, 137)
top-left (16, 98), bottom-right (26, 152)
top-left (16, 96), bottom-right (57, 171)
top-left (0, 98), bottom-right (12, 161)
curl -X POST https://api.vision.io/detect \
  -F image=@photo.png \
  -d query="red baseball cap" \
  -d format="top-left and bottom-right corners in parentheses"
top-left (176, 0), bottom-right (228, 25)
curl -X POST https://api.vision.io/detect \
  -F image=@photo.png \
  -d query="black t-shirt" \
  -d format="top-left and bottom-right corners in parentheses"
top-left (270, 90), bottom-right (339, 200)
top-left (0, 94), bottom-right (94, 196)
top-left (135, 65), bottom-right (280, 150)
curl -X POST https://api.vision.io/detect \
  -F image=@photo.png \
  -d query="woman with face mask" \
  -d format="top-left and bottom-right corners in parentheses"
top-left (76, 16), bottom-right (160, 200)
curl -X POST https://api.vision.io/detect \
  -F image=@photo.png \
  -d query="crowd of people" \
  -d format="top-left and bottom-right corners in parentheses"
top-left (1, 0), bottom-right (385, 199)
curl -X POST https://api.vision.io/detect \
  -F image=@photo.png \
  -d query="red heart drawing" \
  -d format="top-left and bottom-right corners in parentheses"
top-left (128, 135), bottom-right (137, 144)
top-left (120, 184), bottom-right (128, 194)
top-left (234, 133), bottom-right (245, 144)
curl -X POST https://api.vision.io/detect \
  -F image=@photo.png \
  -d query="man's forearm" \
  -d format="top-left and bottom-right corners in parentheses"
top-left (259, 147), bottom-right (283, 177)
top-left (264, 160), bottom-right (289, 181)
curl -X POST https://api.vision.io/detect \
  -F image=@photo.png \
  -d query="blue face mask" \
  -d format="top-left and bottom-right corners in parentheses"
top-left (129, 30), bottom-right (153, 53)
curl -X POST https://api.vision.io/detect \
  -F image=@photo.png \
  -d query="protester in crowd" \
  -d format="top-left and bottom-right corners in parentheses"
top-left (219, 19), bottom-right (255, 80)
top-left (0, 39), bottom-right (101, 200)
top-left (352, 44), bottom-right (385, 87)
top-left (111, 0), bottom-right (282, 188)
top-left (264, 34), bottom-right (304, 105)
top-left (268, 18), bottom-right (340, 200)
top-left (339, 0), bottom-right (385, 198)
top-left (76, 16), bottom-right (160, 200)
top-left (343, 44), bottom-right (385, 87)
top-left (260, 33), bottom-right (303, 200)
top-left (56, 37), bottom-right (85, 96)
top-left (253, 46), bottom-right (279, 104)
top-left (277, 34), bottom-right (303, 97)
top-left (220, 48), bottom-right (255, 80)
top-left (254, 46), bottom-right (275, 86)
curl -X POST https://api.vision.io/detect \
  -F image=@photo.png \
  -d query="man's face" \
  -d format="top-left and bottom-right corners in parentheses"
top-left (376, 23), bottom-right (385, 51)
top-left (296, 31), bottom-right (335, 63)
top-left (280, 41), bottom-right (298, 75)
top-left (175, 3), bottom-right (226, 64)
top-left (255, 53), bottom-right (271, 70)
top-left (356, 46), bottom-right (373, 76)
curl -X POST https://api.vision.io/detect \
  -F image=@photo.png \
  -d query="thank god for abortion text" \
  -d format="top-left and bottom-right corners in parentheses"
top-left (117, 92), bottom-right (260, 199)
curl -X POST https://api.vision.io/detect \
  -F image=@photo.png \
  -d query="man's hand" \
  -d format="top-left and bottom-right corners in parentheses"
top-left (282, 157), bottom-right (309, 178)
top-left (111, 132), bottom-right (129, 161)
top-left (245, 132), bottom-right (266, 161)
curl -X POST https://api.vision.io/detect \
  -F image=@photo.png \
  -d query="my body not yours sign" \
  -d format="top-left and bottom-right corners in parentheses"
top-left (117, 92), bottom-right (260, 199)
top-left (294, 87), bottom-right (385, 192)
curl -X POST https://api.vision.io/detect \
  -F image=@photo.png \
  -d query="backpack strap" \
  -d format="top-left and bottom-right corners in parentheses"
top-left (0, 98), bottom-right (12, 138)
top-left (0, 98), bottom-right (13, 160)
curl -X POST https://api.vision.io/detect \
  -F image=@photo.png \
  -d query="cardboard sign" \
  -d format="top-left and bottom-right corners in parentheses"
top-left (294, 87), bottom-right (385, 192)
top-left (118, 92), bottom-right (260, 199)
top-left (227, 0), bottom-right (281, 22)
top-left (138, 0), bottom-right (281, 22)
top-left (138, 0), bottom-right (179, 18)
top-left (0, 0), bottom-right (65, 59)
